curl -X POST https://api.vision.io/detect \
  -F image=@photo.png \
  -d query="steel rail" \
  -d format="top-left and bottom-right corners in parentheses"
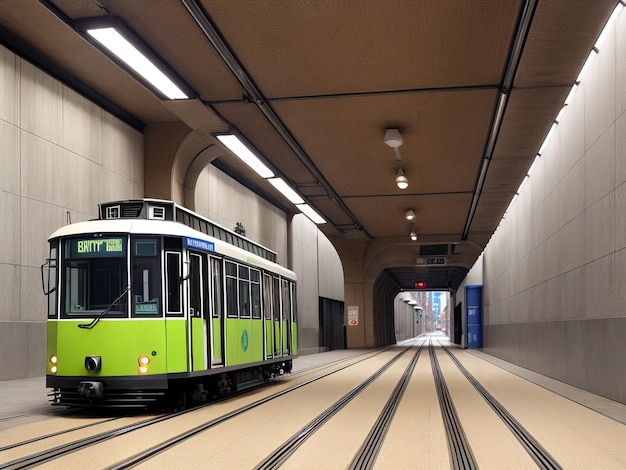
top-left (1, 346), bottom-right (396, 470)
top-left (1, 345), bottom-right (413, 469)
top-left (441, 343), bottom-right (563, 470)
top-left (253, 345), bottom-right (416, 470)
top-left (107, 344), bottom-right (412, 469)
top-left (0, 414), bottom-right (169, 470)
top-left (348, 342), bottom-right (424, 469)
top-left (429, 340), bottom-right (478, 469)
top-left (0, 416), bottom-right (119, 453)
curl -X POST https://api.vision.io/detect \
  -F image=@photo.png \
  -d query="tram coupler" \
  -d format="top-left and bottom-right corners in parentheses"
top-left (78, 381), bottom-right (104, 398)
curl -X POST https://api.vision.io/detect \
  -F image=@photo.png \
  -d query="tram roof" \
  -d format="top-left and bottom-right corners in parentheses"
top-left (49, 219), bottom-right (296, 279)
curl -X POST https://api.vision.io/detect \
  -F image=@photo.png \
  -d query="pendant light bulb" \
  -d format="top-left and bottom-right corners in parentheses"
top-left (396, 168), bottom-right (408, 190)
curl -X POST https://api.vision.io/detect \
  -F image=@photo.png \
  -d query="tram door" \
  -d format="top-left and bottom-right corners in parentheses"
top-left (281, 279), bottom-right (292, 356)
top-left (187, 252), bottom-right (208, 371)
top-left (209, 257), bottom-right (224, 366)
top-left (263, 273), bottom-right (274, 358)
top-left (273, 276), bottom-right (282, 357)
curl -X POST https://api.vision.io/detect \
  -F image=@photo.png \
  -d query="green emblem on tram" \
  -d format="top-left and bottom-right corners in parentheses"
top-left (241, 329), bottom-right (249, 352)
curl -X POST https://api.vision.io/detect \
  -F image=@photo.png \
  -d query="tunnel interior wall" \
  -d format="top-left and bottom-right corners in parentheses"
top-left (0, 41), bottom-right (345, 381)
top-left (460, 9), bottom-right (626, 404)
top-left (0, 46), bottom-right (144, 380)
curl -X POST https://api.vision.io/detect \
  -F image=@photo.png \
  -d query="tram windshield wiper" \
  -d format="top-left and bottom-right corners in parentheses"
top-left (78, 285), bottom-right (131, 330)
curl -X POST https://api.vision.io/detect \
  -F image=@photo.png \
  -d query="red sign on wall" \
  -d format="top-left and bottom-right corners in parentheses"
top-left (414, 281), bottom-right (427, 289)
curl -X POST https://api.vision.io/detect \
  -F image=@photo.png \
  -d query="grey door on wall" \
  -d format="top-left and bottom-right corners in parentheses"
top-left (319, 297), bottom-right (345, 351)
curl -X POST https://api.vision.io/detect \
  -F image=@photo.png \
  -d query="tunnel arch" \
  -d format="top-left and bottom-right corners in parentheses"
top-left (331, 237), bottom-right (472, 348)
top-left (372, 269), bottom-right (403, 346)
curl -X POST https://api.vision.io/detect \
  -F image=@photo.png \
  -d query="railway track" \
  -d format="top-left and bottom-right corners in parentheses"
top-left (0, 345), bottom-right (407, 469)
top-left (429, 340), bottom-right (477, 469)
top-left (440, 341), bottom-right (562, 470)
top-left (254, 343), bottom-right (421, 469)
top-left (347, 342), bottom-right (424, 469)
top-left (2, 338), bottom-right (612, 468)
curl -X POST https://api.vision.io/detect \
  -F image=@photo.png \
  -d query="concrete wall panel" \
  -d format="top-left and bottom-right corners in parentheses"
top-left (461, 7), bottom-right (626, 404)
top-left (0, 120), bottom-right (19, 195)
top-left (0, 46), bottom-right (19, 125)
top-left (0, 47), bottom-right (143, 380)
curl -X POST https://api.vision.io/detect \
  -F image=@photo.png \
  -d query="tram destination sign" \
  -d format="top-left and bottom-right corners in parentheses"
top-left (184, 237), bottom-right (215, 253)
top-left (66, 237), bottom-right (126, 258)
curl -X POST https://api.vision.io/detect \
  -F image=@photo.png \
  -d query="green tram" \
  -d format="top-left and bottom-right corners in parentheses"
top-left (42, 199), bottom-right (297, 407)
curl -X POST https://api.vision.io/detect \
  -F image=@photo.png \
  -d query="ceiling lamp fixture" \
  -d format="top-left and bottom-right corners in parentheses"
top-left (384, 128), bottom-right (404, 161)
top-left (75, 17), bottom-right (192, 100)
top-left (214, 130), bottom-right (325, 225)
top-left (405, 209), bottom-right (416, 221)
top-left (296, 204), bottom-right (326, 224)
top-left (268, 178), bottom-right (304, 205)
top-left (410, 227), bottom-right (418, 241)
top-left (215, 133), bottom-right (275, 178)
top-left (396, 169), bottom-right (408, 190)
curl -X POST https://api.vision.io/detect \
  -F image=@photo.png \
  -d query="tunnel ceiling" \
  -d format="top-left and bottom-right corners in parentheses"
top-left (0, 1), bottom-right (618, 291)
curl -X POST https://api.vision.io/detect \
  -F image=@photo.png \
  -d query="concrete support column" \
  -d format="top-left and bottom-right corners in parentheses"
top-left (330, 238), bottom-right (378, 348)
top-left (144, 122), bottom-right (193, 202)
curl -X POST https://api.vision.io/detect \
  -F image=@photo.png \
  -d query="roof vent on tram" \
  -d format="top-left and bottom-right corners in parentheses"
top-left (148, 205), bottom-right (166, 220)
top-left (99, 201), bottom-right (144, 219)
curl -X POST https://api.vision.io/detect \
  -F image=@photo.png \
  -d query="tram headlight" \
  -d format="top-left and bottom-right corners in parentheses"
top-left (137, 355), bottom-right (150, 375)
top-left (49, 355), bottom-right (58, 375)
top-left (84, 356), bottom-right (102, 372)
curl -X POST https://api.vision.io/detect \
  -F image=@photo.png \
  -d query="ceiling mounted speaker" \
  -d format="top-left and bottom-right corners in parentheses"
top-left (384, 128), bottom-right (403, 148)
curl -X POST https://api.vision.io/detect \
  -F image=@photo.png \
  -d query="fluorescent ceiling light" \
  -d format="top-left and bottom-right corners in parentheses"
top-left (78, 18), bottom-right (190, 100)
top-left (216, 134), bottom-right (275, 178)
top-left (594, 3), bottom-right (624, 50)
top-left (86, 27), bottom-right (188, 100)
top-left (296, 204), bottom-right (326, 224)
top-left (268, 178), bottom-right (304, 205)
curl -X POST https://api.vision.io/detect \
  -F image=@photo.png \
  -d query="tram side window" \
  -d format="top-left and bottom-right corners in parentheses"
top-left (211, 257), bottom-right (223, 318)
top-left (251, 269), bottom-right (261, 319)
top-left (263, 274), bottom-right (272, 321)
top-left (132, 238), bottom-right (161, 317)
top-left (225, 261), bottom-right (238, 318)
top-left (165, 251), bottom-right (182, 315)
top-left (273, 276), bottom-right (281, 322)
top-left (223, 261), bottom-right (262, 319)
top-left (281, 279), bottom-right (291, 322)
top-left (290, 281), bottom-right (297, 323)
top-left (238, 265), bottom-right (251, 318)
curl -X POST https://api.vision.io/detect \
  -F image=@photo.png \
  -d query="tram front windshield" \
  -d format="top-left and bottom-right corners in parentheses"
top-left (61, 236), bottom-right (128, 318)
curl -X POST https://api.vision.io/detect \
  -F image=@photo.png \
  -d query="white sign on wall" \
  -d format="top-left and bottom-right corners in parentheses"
top-left (348, 306), bottom-right (359, 326)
